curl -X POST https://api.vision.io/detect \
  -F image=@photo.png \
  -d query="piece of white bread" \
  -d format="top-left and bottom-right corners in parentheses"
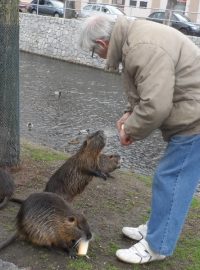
top-left (78, 239), bottom-right (89, 256)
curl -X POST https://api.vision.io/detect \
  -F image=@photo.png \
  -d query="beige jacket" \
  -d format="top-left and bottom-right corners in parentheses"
top-left (106, 17), bottom-right (200, 141)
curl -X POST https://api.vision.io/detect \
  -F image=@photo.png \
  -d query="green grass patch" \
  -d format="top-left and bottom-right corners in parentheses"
top-left (136, 174), bottom-right (152, 187)
top-left (21, 142), bottom-right (68, 162)
top-left (107, 241), bottom-right (120, 255)
top-left (68, 257), bottom-right (93, 270)
top-left (105, 264), bottom-right (121, 270)
top-left (191, 197), bottom-right (200, 209)
top-left (174, 237), bottom-right (200, 270)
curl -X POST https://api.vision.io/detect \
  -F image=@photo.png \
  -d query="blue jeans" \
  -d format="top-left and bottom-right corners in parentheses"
top-left (146, 134), bottom-right (200, 256)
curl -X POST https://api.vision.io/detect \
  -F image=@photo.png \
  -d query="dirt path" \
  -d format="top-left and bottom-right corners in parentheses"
top-left (0, 141), bottom-right (199, 270)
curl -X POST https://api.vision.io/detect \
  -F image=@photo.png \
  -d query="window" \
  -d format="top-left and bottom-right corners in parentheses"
top-left (46, 1), bottom-right (53, 6)
top-left (92, 5), bottom-right (100, 11)
top-left (157, 12), bottom-right (165, 20)
top-left (102, 7), bottom-right (110, 14)
top-left (33, 0), bottom-right (44, 4)
top-left (139, 1), bottom-right (147, 8)
top-left (130, 0), bottom-right (137, 7)
top-left (83, 5), bottom-right (92, 10)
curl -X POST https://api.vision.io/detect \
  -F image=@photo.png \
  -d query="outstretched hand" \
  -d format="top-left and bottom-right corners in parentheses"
top-left (116, 113), bottom-right (134, 146)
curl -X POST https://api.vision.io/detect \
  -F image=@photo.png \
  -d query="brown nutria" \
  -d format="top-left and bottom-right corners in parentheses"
top-left (0, 192), bottom-right (92, 257)
top-left (0, 169), bottom-right (15, 209)
top-left (44, 130), bottom-right (107, 202)
top-left (98, 153), bottom-right (121, 178)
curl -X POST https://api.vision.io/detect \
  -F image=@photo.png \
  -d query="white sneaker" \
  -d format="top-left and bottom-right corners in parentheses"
top-left (122, 224), bottom-right (147, 241)
top-left (116, 239), bottom-right (166, 264)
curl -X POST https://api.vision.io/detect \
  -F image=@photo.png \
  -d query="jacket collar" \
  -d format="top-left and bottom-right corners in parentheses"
top-left (106, 16), bottom-right (130, 72)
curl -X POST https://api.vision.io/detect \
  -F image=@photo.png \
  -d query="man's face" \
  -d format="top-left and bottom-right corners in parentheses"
top-left (96, 46), bottom-right (109, 59)
top-left (93, 39), bottom-right (109, 59)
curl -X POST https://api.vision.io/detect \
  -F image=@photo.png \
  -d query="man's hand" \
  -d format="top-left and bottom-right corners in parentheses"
top-left (116, 113), bottom-right (133, 146)
top-left (116, 112), bottom-right (131, 132)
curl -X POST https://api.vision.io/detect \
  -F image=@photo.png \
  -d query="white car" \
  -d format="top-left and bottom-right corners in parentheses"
top-left (79, 3), bottom-right (135, 20)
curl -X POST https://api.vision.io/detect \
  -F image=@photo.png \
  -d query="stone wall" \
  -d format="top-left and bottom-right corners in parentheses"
top-left (20, 13), bottom-right (200, 69)
top-left (19, 13), bottom-right (105, 69)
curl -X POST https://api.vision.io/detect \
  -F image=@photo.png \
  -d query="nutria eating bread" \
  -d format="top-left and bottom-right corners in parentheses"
top-left (98, 153), bottom-right (121, 178)
top-left (0, 169), bottom-right (15, 209)
top-left (0, 192), bottom-right (92, 257)
top-left (44, 130), bottom-right (107, 202)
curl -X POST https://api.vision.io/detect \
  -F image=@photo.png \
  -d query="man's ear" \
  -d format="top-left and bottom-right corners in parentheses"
top-left (96, 39), bottom-right (109, 49)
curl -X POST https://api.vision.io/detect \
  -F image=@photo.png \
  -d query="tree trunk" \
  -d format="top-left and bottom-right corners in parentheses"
top-left (164, 0), bottom-right (177, 26)
top-left (0, 0), bottom-right (20, 167)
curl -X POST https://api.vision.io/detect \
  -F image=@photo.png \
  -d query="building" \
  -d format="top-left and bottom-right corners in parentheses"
top-left (125, 0), bottom-right (200, 23)
top-left (79, 0), bottom-right (200, 23)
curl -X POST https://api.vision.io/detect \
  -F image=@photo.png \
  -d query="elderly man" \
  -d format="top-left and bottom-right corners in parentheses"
top-left (79, 14), bottom-right (200, 264)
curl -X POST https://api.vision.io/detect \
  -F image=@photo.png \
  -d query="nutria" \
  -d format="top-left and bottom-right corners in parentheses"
top-left (0, 169), bottom-right (15, 209)
top-left (0, 192), bottom-right (92, 257)
top-left (44, 130), bottom-right (107, 202)
top-left (98, 153), bottom-right (121, 178)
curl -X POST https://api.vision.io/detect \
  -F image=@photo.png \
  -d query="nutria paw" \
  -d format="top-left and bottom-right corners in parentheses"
top-left (68, 249), bottom-right (78, 259)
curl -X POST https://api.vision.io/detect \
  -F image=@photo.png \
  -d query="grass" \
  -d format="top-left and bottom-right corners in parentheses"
top-left (3, 141), bottom-right (199, 270)
top-left (174, 237), bottom-right (200, 270)
top-left (135, 174), bottom-right (152, 187)
top-left (191, 197), bottom-right (200, 209)
top-left (68, 257), bottom-right (93, 270)
top-left (107, 242), bottom-right (120, 255)
top-left (21, 141), bottom-right (68, 162)
top-left (105, 265), bottom-right (121, 270)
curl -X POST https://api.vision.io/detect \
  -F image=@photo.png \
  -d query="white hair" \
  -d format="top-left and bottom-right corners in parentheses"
top-left (79, 14), bottom-right (115, 53)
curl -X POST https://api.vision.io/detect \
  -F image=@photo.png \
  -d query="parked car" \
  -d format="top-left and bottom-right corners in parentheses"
top-left (27, 0), bottom-right (64, 17)
top-left (147, 11), bottom-right (200, 37)
top-left (78, 3), bottom-right (135, 21)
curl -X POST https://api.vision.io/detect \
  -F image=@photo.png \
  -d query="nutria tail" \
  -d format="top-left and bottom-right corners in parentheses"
top-left (0, 197), bottom-right (9, 209)
top-left (10, 197), bottom-right (24, 204)
top-left (0, 232), bottom-right (18, 250)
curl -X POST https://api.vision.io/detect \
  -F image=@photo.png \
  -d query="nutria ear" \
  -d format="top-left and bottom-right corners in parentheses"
top-left (109, 155), bottom-right (113, 159)
top-left (66, 216), bottom-right (76, 224)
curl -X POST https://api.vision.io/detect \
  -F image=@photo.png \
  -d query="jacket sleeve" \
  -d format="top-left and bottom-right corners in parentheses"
top-left (124, 44), bottom-right (175, 140)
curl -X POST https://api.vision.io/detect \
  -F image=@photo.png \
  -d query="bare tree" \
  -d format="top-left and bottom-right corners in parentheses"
top-left (164, 0), bottom-right (178, 25)
top-left (0, 0), bottom-right (20, 167)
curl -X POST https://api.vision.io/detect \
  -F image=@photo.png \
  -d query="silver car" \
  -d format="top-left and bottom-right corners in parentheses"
top-left (28, 0), bottom-right (64, 17)
top-left (79, 3), bottom-right (134, 20)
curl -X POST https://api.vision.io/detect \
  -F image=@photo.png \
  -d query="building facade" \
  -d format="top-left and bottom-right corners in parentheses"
top-left (79, 0), bottom-right (200, 23)
top-left (123, 0), bottom-right (200, 23)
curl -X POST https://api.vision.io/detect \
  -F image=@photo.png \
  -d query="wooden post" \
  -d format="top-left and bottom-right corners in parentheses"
top-left (0, 0), bottom-right (20, 167)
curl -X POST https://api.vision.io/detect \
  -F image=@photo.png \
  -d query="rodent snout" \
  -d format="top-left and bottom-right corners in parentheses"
top-left (86, 231), bottom-right (92, 240)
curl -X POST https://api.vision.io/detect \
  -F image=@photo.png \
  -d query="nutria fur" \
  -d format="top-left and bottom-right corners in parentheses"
top-left (98, 153), bottom-right (121, 178)
top-left (0, 169), bottom-right (15, 209)
top-left (0, 192), bottom-right (92, 256)
top-left (44, 130), bottom-right (107, 202)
